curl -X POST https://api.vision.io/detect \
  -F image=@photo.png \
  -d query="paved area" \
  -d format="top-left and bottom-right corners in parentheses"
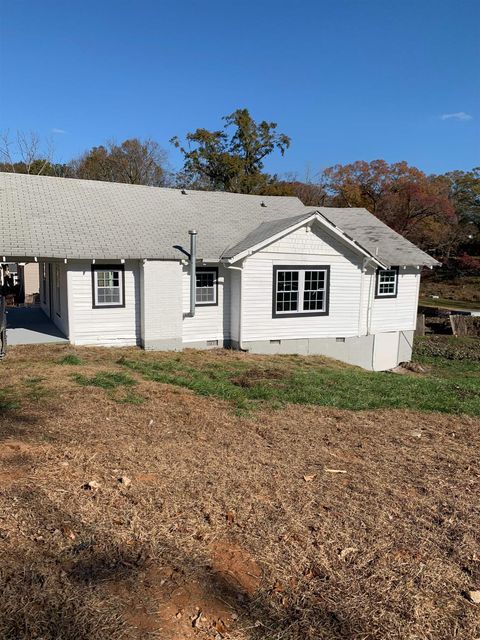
top-left (6, 307), bottom-right (68, 345)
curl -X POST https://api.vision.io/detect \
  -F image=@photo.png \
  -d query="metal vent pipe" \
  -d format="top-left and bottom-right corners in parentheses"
top-left (185, 230), bottom-right (197, 318)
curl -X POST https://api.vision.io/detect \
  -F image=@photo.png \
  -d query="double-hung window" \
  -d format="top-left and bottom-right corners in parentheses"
top-left (273, 265), bottom-right (330, 318)
top-left (91, 265), bottom-right (125, 308)
top-left (375, 267), bottom-right (399, 299)
top-left (195, 267), bottom-right (218, 306)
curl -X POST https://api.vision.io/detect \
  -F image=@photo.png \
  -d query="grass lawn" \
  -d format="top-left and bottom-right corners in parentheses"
top-left (0, 341), bottom-right (479, 639)
top-left (419, 296), bottom-right (480, 311)
top-left (116, 345), bottom-right (480, 416)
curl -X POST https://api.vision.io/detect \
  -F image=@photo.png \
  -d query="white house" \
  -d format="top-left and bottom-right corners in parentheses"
top-left (0, 172), bottom-right (439, 370)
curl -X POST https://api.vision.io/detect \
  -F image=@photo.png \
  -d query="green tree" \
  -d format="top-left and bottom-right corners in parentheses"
top-left (171, 108), bottom-right (290, 193)
top-left (71, 138), bottom-right (168, 186)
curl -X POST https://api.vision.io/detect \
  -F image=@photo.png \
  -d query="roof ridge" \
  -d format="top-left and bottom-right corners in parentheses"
top-left (0, 171), bottom-right (301, 200)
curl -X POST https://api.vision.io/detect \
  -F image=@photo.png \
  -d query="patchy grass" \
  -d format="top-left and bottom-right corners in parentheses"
top-left (0, 388), bottom-right (18, 412)
top-left (23, 376), bottom-right (50, 402)
top-left (0, 343), bottom-right (478, 640)
top-left (72, 370), bottom-right (143, 405)
top-left (119, 346), bottom-right (480, 416)
top-left (57, 354), bottom-right (84, 366)
top-left (73, 370), bottom-right (137, 390)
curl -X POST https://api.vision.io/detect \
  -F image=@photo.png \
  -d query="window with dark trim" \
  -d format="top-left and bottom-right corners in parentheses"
top-left (195, 267), bottom-right (218, 306)
top-left (273, 265), bottom-right (330, 318)
top-left (375, 267), bottom-right (399, 299)
top-left (91, 265), bottom-right (125, 308)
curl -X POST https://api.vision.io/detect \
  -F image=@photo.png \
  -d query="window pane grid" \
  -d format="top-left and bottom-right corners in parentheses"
top-left (275, 268), bottom-right (327, 315)
top-left (95, 269), bottom-right (123, 306)
top-left (195, 270), bottom-right (217, 304)
top-left (377, 269), bottom-right (397, 296)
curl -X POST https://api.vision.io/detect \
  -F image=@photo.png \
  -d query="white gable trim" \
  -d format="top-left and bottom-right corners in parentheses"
top-left (223, 212), bottom-right (388, 268)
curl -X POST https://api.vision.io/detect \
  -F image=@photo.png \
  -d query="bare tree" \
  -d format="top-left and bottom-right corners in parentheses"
top-left (0, 130), bottom-right (64, 176)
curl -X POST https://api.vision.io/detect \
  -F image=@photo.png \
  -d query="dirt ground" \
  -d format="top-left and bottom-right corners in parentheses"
top-left (0, 345), bottom-right (479, 639)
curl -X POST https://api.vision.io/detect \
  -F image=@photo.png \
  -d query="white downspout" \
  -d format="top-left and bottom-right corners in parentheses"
top-left (358, 257), bottom-right (373, 336)
top-left (366, 262), bottom-right (375, 336)
top-left (228, 264), bottom-right (243, 350)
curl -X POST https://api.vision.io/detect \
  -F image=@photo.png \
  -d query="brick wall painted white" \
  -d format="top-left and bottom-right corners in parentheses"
top-left (141, 260), bottom-right (183, 348)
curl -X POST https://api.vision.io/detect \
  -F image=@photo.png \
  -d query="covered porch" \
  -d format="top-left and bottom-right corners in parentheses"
top-left (6, 306), bottom-right (68, 346)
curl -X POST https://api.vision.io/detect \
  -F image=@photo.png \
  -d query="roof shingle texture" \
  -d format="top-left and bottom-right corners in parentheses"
top-left (316, 208), bottom-right (439, 267)
top-left (0, 173), bottom-right (305, 260)
top-left (0, 173), bottom-right (438, 266)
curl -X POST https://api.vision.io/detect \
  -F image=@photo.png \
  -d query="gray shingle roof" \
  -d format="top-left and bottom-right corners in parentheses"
top-left (316, 208), bottom-right (439, 267)
top-left (0, 172), bottom-right (438, 267)
top-left (0, 172), bottom-right (305, 260)
top-left (224, 207), bottom-right (439, 267)
top-left (222, 211), bottom-right (315, 259)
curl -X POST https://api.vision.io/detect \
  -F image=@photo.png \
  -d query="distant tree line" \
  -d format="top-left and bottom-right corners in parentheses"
top-left (0, 111), bottom-right (479, 270)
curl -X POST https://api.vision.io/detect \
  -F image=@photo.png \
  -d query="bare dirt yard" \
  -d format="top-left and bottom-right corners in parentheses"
top-left (0, 344), bottom-right (479, 640)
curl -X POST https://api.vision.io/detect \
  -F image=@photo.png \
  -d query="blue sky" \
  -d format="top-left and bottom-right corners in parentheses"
top-left (0, 0), bottom-right (478, 177)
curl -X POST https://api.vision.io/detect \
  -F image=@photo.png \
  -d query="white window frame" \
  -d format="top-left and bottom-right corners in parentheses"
top-left (375, 267), bottom-right (399, 299)
top-left (91, 265), bottom-right (125, 308)
top-left (195, 268), bottom-right (218, 306)
top-left (273, 265), bottom-right (330, 318)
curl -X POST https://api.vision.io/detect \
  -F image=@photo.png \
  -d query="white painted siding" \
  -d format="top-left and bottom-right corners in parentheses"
top-left (39, 261), bottom-right (69, 337)
top-left (241, 225), bottom-right (364, 342)
top-left (53, 262), bottom-right (69, 337)
top-left (39, 261), bottom-right (49, 317)
top-left (68, 260), bottom-right (140, 346)
top-left (369, 268), bottom-right (420, 333)
top-left (141, 260), bottom-right (183, 349)
top-left (22, 263), bottom-right (39, 296)
top-left (182, 263), bottom-right (231, 344)
top-left (229, 268), bottom-right (241, 344)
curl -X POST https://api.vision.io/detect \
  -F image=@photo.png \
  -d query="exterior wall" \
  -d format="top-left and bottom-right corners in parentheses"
top-left (368, 267), bottom-right (420, 333)
top-left (243, 330), bottom-right (414, 371)
top-left (141, 260), bottom-right (183, 350)
top-left (229, 268), bottom-right (241, 345)
top-left (182, 263), bottom-right (231, 347)
top-left (32, 224), bottom-right (421, 372)
top-left (240, 225), bottom-right (364, 342)
top-left (39, 262), bottom-right (49, 317)
top-left (231, 225), bottom-right (420, 369)
top-left (372, 331), bottom-right (400, 371)
top-left (68, 260), bottom-right (141, 346)
top-left (39, 261), bottom-right (69, 338)
top-left (243, 335), bottom-right (375, 368)
top-left (397, 330), bottom-right (415, 363)
top-left (23, 262), bottom-right (39, 296)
